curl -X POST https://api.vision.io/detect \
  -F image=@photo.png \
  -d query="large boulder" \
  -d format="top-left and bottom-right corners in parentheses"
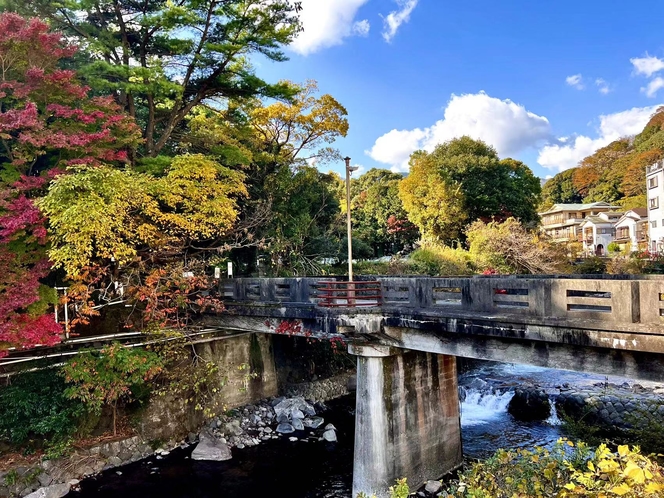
top-left (191, 433), bottom-right (232, 461)
top-left (508, 388), bottom-right (551, 421)
top-left (25, 484), bottom-right (71, 498)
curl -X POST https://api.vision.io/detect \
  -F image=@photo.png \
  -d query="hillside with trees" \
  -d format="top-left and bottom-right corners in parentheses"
top-left (541, 107), bottom-right (664, 210)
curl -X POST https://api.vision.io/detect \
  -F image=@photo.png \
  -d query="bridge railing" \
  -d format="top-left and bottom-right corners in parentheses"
top-left (219, 276), bottom-right (664, 328)
top-left (317, 280), bottom-right (382, 307)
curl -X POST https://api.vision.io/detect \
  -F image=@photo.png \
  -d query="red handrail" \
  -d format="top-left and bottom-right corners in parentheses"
top-left (317, 280), bottom-right (382, 308)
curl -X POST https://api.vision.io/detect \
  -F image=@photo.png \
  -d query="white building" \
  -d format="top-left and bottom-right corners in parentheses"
top-left (614, 208), bottom-right (648, 253)
top-left (646, 161), bottom-right (664, 252)
top-left (539, 202), bottom-right (619, 243)
top-left (579, 212), bottom-right (624, 256)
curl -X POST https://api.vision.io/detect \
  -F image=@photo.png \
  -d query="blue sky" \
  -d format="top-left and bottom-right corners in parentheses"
top-left (256, 0), bottom-right (664, 179)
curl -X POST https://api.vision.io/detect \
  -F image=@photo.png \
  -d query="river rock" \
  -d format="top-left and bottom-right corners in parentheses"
top-left (424, 480), bottom-right (442, 494)
top-left (276, 423), bottom-right (295, 434)
top-left (191, 434), bottom-right (232, 461)
top-left (323, 429), bottom-right (337, 442)
top-left (303, 417), bottom-right (325, 429)
top-left (25, 483), bottom-right (71, 498)
top-left (508, 388), bottom-right (551, 421)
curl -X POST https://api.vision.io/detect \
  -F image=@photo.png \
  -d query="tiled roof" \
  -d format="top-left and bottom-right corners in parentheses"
top-left (539, 202), bottom-right (618, 215)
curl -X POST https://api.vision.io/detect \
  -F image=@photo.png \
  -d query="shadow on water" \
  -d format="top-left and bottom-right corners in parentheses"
top-left (67, 397), bottom-right (356, 498)
top-left (69, 362), bottom-right (635, 497)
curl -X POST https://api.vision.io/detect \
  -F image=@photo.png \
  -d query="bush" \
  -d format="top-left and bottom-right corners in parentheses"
top-left (0, 368), bottom-right (86, 452)
top-left (608, 242), bottom-right (622, 254)
top-left (466, 218), bottom-right (570, 274)
top-left (572, 256), bottom-right (607, 274)
top-left (409, 244), bottom-right (473, 275)
top-left (445, 440), bottom-right (664, 497)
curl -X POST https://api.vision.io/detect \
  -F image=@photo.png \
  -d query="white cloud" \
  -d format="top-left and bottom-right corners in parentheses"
top-left (537, 105), bottom-right (660, 172)
top-left (595, 78), bottom-right (611, 95)
top-left (290, 0), bottom-right (370, 55)
top-left (352, 19), bottom-right (371, 37)
top-left (367, 92), bottom-right (551, 171)
top-left (642, 77), bottom-right (664, 98)
top-left (382, 0), bottom-right (419, 42)
top-left (566, 74), bottom-right (584, 90)
top-left (631, 54), bottom-right (664, 77)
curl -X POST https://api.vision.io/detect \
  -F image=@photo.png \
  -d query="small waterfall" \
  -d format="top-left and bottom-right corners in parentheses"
top-left (546, 396), bottom-right (562, 426)
top-left (460, 386), bottom-right (514, 427)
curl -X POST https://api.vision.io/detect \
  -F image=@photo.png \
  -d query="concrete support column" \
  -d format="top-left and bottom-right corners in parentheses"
top-left (349, 344), bottom-right (462, 498)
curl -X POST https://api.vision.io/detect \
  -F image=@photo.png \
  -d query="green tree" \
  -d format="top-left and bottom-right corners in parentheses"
top-left (8, 0), bottom-right (303, 157)
top-left (540, 169), bottom-right (583, 210)
top-left (62, 343), bottom-right (162, 435)
top-left (349, 168), bottom-right (418, 257)
top-left (399, 137), bottom-right (541, 244)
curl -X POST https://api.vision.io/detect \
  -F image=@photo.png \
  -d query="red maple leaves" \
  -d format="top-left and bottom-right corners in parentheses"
top-left (0, 13), bottom-right (141, 357)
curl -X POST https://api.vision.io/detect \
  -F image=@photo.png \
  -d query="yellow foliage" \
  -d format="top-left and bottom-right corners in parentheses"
top-left (39, 155), bottom-right (246, 276)
top-left (443, 439), bottom-right (664, 498)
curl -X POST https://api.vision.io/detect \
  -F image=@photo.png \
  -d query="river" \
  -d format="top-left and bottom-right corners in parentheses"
top-left (66, 362), bottom-right (652, 498)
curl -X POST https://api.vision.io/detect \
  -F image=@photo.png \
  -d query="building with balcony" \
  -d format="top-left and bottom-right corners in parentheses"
top-left (646, 161), bottom-right (664, 253)
top-left (579, 212), bottom-right (624, 255)
top-left (614, 208), bottom-right (648, 253)
top-left (539, 202), bottom-right (620, 243)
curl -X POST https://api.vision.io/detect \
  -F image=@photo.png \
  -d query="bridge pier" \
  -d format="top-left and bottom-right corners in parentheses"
top-left (350, 345), bottom-right (462, 498)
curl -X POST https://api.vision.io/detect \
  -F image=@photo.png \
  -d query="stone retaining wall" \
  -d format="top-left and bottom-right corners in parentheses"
top-left (281, 372), bottom-right (356, 402)
top-left (557, 386), bottom-right (664, 430)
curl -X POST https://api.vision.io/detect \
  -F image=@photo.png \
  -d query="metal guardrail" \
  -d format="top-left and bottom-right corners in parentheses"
top-left (317, 280), bottom-right (382, 308)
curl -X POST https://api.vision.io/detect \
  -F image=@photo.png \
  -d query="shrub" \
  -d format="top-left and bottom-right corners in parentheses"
top-left (445, 440), bottom-right (664, 497)
top-left (0, 368), bottom-right (86, 452)
top-left (608, 242), bottom-right (622, 254)
top-left (572, 256), bottom-right (607, 274)
top-left (466, 218), bottom-right (570, 274)
top-left (62, 343), bottom-right (163, 435)
top-left (409, 244), bottom-right (473, 275)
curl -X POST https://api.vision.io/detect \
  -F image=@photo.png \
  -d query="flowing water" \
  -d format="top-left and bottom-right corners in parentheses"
top-left (67, 362), bottom-right (654, 497)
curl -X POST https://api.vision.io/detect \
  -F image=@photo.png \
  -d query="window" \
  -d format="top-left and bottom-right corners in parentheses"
top-left (653, 221), bottom-right (658, 229)
top-left (650, 176), bottom-right (659, 189)
top-left (651, 196), bottom-right (660, 209)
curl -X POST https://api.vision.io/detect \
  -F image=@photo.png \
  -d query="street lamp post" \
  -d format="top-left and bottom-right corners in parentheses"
top-left (345, 157), bottom-right (358, 282)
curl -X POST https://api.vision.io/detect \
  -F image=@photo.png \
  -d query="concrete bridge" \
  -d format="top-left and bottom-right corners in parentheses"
top-left (212, 275), bottom-right (664, 497)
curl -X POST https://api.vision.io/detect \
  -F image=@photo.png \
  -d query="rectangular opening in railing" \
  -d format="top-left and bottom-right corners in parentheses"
top-left (566, 289), bottom-right (612, 313)
top-left (433, 287), bottom-right (462, 306)
top-left (382, 285), bottom-right (410, 304)
top-left (493, 288), bottom-right (529, 308)
top-left (317, 281), bottom-right (382, 308)
top-left (246, 283), bottom-right (260, 300)
top-left (222, 282), bottom-right (234, 298)
top-left (275, 283), bottom-right (291, 300)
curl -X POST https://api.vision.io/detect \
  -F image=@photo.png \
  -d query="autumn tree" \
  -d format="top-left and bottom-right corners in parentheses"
top-left (399, 137), bottom-right (541, 244)
top-left (10, 0), bottom-right (303, 157)
top-left (186, 81), bottom-right (349, 274)
top-left (0, 14), bottom-right (141, 356)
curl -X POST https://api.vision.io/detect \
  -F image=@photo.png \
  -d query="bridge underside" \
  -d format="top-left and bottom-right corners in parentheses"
top-left (207, 310), bottom-right (664, 383)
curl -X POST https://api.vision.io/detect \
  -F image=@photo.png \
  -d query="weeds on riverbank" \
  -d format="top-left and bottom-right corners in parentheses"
top-left (358, 440), bottom-right (664, 497)
top-left (444, 439), bottom-right (664, 497)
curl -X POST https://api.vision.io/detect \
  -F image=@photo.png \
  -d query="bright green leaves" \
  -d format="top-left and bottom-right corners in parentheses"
top-left (39, 154), bottom-right (246, 276)
top-left (399, 137), bottom-right (541, 244)
top-left (62, 342), bottom-right (163, 435)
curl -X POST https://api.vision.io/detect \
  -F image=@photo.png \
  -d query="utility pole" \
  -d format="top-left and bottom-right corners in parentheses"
top-left (345, 157), bottom-right (358, 281)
